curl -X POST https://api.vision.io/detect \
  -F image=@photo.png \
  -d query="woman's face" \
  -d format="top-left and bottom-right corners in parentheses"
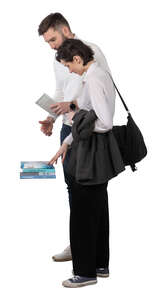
top-left (61, 56), bottom-right (84, 75)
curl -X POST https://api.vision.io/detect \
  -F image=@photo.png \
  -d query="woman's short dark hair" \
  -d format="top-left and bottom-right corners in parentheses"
top-left (56, 39), bottom-right (94, 66)
top-left (38, 13), bottom-right (71, 35)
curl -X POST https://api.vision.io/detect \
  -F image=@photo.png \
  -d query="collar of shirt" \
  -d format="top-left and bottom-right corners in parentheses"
top-left (74, 34), bottom-right (79, 39)
top-left (82, 61), bottom-right (98, 83)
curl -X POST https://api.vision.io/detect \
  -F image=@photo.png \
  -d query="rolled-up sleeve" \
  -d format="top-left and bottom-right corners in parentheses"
top-left (63, 133), bottom-right (73, 145)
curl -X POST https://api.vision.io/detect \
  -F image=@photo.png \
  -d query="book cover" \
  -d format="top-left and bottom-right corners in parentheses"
top-left (20, 172), bottom-right (56, 179)
top-left (20, 161), bottom-right (54, 170)
top-left (22, 168), bottom-right (55, 173)
top-left (21, 172), bottom-right (55, 176)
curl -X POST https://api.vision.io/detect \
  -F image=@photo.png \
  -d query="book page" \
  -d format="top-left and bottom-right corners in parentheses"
top-left (35, 93), bottom-right (57, 117)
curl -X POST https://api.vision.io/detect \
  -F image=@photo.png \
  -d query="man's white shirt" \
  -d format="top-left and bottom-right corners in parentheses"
top-left (50, 35), bottom-right (115, 126)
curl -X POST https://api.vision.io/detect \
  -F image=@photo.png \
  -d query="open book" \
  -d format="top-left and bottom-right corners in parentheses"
top-left (35, 93), bottom-right (57, 117)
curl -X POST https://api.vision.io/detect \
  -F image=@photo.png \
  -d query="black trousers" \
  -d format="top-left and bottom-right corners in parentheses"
top-left (70, 180), bottom-right (109, 278)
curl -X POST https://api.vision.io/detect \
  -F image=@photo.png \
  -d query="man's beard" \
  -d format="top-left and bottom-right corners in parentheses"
top-left (55, 33), bottom-right (67, 50)
top-left (61, 33), bottom-right (67, 43)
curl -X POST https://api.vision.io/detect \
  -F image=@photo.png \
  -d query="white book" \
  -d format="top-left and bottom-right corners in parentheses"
top-left (35, 93), bottom-right (57, 117)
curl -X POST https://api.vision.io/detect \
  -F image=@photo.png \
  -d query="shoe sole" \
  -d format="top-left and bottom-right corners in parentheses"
top-left (96, 273), bottom-right (109, 278)
top-left (72, 270), bottom-right (109, 278)
top-left (52, 256), bottom-right (72, 262)
top-left (62, 280), bottom-right (97, 288)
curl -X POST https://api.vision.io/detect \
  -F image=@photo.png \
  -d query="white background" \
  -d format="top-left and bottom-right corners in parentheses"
top-left (0, 0), bottom-right (160, 298)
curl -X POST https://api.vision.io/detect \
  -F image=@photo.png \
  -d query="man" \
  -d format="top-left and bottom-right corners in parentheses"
top-left (38, 12), bottom-right (115, 264)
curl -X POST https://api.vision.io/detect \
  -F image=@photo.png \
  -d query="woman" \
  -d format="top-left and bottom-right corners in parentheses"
top-left (49, 39), bottom-right (125, 288)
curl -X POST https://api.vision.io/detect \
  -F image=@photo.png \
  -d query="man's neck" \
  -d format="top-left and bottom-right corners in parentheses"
top-left (68, 32), bottom-right (75, 39)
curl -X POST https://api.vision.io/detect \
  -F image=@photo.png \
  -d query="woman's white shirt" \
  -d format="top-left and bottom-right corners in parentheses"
top-left (63, 61), bottom-right (115, 145)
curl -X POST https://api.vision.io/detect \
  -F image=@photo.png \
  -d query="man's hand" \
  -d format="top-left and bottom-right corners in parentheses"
top-left (48, 143), bottom-right (68, 165)
top-left (39, 116), bottom-right (54, 136)
top-left (50, 102), bottom-right (71, 115)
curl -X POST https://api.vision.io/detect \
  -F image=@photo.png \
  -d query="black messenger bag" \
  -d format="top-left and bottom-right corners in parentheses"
top-left (109, 74), bottom-right (147, 172)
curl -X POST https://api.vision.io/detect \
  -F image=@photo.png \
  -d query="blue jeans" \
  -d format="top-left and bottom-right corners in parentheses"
top-left (60, 124), bottom-right (73, 208)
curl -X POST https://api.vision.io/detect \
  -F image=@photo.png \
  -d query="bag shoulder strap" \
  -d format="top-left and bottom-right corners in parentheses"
top-left (108, 72), bottom-right (130, 114)
top-left (108, 73), bottom-right (138, 171)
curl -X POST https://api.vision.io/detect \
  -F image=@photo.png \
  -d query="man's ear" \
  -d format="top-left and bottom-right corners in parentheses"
top-left (61, 26), bottom-right (70, 36)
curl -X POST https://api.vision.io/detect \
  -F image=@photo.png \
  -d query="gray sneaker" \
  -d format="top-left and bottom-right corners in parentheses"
top-left (62, 275), bottom-right (97, 288)
top-left (52, 245), bottom-right (72, 262)
top-left (96, 267), bottom-right (109, 277)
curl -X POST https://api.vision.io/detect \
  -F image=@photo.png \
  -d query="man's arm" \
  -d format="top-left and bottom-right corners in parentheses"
top-left (50, 59), bottom-right (81, 115)
top-left (88, 42), bottom-right (111, 74)
top-left (47, 59), bottom-right (65, 121)
top-left (90, 42), bottom-right (116, 99)
top-left (50, 100), bottom-right (78, 115)
top-left (39, 60), bottom-right (64, 135)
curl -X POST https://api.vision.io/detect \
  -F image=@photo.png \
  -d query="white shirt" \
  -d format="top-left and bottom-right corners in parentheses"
top-left (63, 61), bottom-right (115, 145)
top-left (50, 35), bottom-right (114, 126)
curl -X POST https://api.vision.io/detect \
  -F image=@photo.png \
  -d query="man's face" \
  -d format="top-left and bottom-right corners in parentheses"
top-left (43, 27), bottom-right (66, 50)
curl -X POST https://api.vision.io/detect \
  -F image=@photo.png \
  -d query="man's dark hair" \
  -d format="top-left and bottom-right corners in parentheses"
top-left (56, 39), bottom-right (94, 66)
top-left (38, 13), bottom-right (71, 35)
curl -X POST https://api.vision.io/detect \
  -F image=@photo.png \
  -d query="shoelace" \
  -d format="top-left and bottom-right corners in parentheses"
top-left (72, 276), bottom-right (81, 282)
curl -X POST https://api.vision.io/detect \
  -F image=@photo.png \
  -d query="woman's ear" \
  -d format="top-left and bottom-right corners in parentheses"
top-left (73, 55), bottom-right (82, 64)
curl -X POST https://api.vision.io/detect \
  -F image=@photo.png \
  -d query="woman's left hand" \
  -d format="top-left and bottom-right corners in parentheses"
top-left (48, 143), bottom-right (68, 165)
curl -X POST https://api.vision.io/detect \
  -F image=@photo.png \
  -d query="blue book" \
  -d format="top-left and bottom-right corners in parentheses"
top-left (20, 172), bottom-right (56, 179)
top-left (20, 161), bottom-right (54, 170)
top-left (22, 168), bottom-right (55, 173)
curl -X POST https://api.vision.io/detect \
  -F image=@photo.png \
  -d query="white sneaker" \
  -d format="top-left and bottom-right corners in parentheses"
top-left (52, 245), bottom-right (72, 262)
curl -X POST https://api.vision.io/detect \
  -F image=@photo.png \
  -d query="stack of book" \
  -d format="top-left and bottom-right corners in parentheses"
top-left (20, 161), bottom-right (56, 179)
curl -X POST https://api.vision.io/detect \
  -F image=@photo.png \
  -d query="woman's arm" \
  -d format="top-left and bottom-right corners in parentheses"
top-left (87, 76), bottom-right (115, 131)
top-left (48, 131), bottom-right (73, 165)
top-left (48, 143), bottom-right (68, 165)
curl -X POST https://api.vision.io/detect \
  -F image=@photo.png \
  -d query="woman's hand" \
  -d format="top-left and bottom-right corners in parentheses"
top-left (48, 143), bottom-right (68, 165)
